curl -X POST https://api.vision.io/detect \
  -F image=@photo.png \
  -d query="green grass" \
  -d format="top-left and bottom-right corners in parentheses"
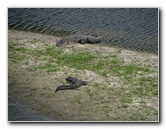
top-left (8, 34), bottom-right (158, 121)
top-left (33, 63), bottom-right (60, 72)
top-left (29, 38), bottom-right (40, 44)
top-left (8, 45), bottom-right (28, 61)
top-left (9, 46), bottom-right (27, 53)
top-left (8, 40), bottom-right (158, 98)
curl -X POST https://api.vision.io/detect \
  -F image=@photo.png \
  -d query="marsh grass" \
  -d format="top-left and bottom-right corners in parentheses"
top-left (8, 30), bottom-right (158, 121)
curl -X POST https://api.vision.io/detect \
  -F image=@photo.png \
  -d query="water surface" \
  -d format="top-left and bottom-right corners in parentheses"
top-left (8, 8), bottom-right (158, 54)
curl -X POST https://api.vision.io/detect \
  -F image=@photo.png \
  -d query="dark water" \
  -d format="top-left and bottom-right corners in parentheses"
top-left (8, 8), bottom-right (158, 54)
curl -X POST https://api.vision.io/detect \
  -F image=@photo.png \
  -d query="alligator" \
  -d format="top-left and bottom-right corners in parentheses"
top-left (55, 76), bottom-right (87, 92)
top-left (56, 34), bottom-right (101, 47)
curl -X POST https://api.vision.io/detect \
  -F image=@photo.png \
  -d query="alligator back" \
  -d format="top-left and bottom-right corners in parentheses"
top-left (56, 35), bottom-right (101, 47)
top-left (55, 76), bottom-right (87, 92)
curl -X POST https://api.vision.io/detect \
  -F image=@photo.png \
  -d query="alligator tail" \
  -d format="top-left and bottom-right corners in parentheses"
top-left (55, 85), bottom-right (75, 92)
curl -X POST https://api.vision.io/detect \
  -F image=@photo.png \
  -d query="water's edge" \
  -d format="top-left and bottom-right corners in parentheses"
top-left (8, 8), bottom-right (158, 54)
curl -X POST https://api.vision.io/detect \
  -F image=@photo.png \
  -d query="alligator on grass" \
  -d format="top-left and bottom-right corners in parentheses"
top-left (56, 34), bottom-right (101, 47)
top-left (55, 76), bottom-right (87, 92)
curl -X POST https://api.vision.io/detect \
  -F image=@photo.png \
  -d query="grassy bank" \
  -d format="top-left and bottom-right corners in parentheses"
top-left (8, 29), bottom-right (158, 121)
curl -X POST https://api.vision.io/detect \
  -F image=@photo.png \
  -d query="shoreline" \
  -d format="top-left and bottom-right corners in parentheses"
top-left (8, 29), bottom-right (158, 121)
top-left (8, 29), bottom-right (158, 55)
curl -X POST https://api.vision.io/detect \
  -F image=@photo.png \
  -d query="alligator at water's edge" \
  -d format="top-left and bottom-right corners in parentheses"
top-left (55, 76), bottom-right (87, 92)
top-left (56, 35), bottom-right (101, 47)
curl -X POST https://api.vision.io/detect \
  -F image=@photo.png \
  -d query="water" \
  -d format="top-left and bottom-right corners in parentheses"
top-left (8, 8), bottom-right (158, 54)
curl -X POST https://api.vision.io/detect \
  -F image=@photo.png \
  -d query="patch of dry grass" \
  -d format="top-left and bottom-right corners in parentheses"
top-left (8, 29), bottom-right (158, 121)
